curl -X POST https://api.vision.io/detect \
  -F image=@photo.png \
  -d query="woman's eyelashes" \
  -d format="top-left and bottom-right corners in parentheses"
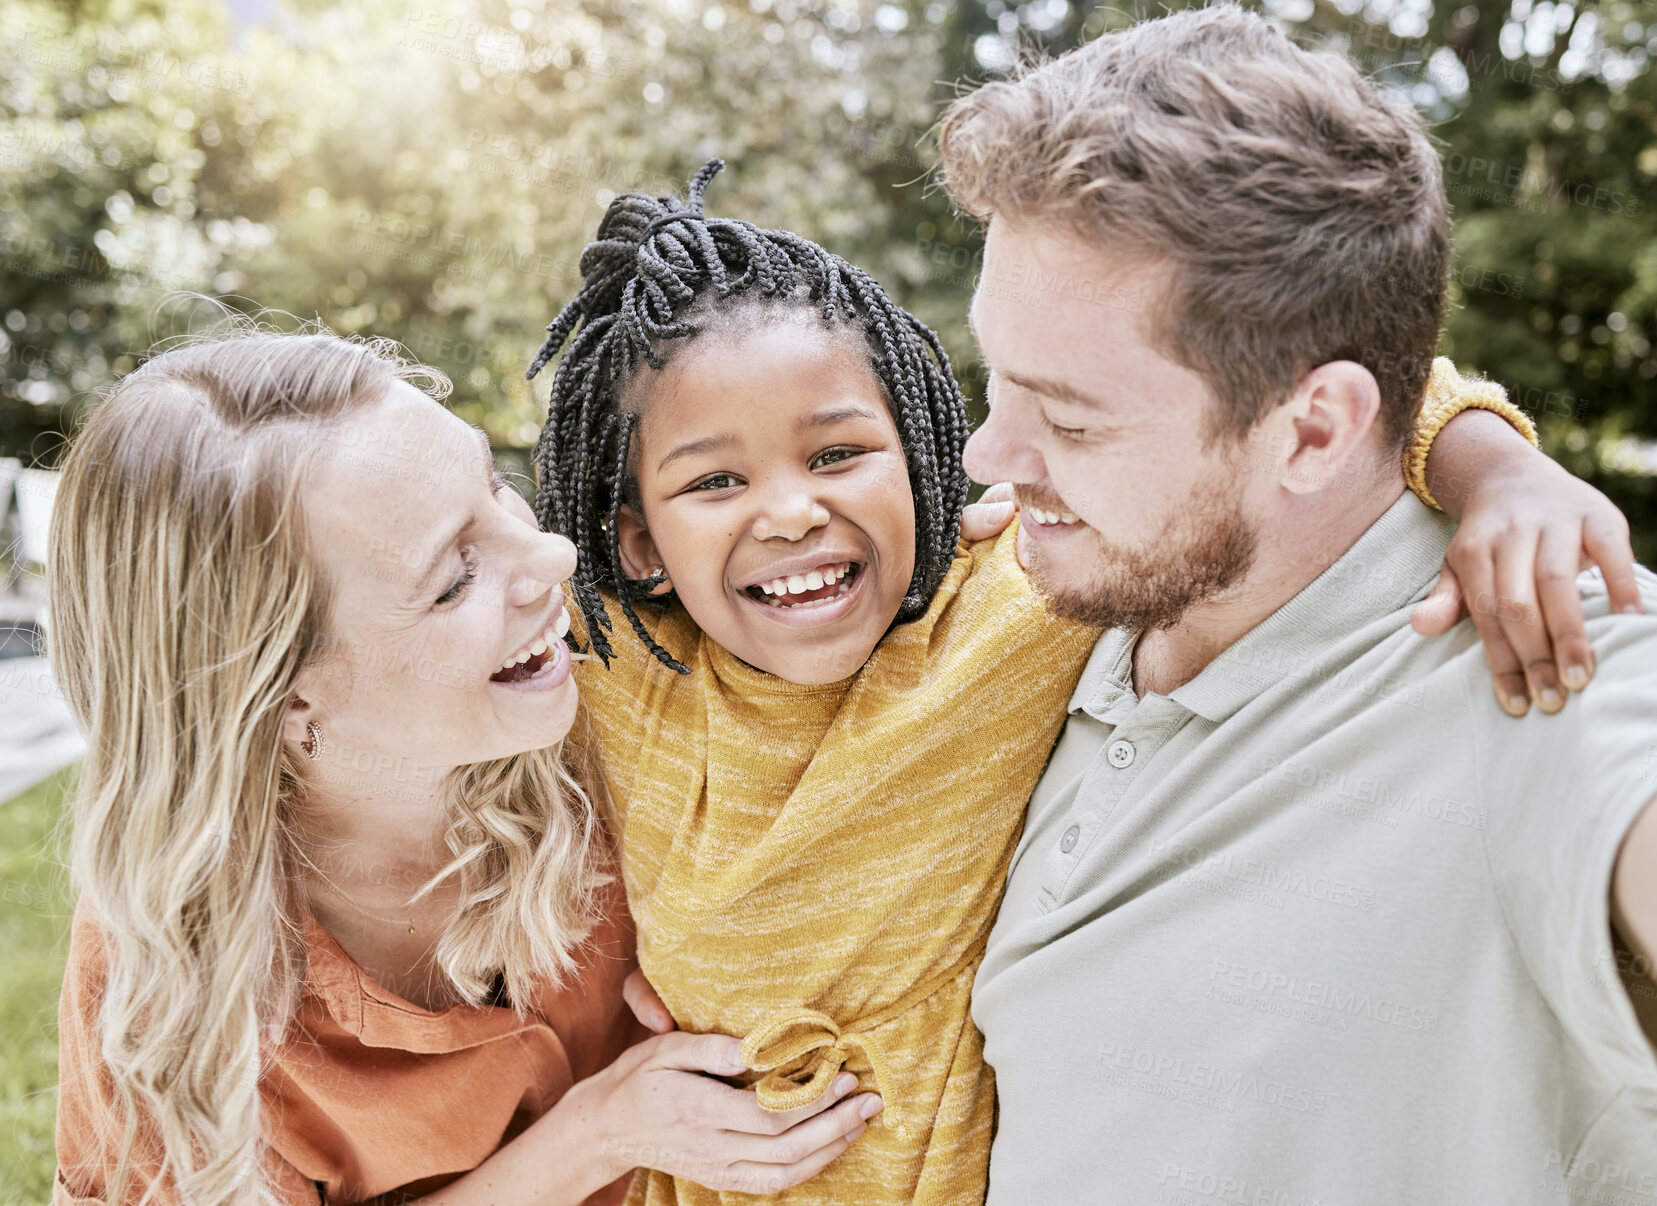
top-left (429, 475), bottom-right (519, 608)
top-left (435, 549), bottom-right (479, 607)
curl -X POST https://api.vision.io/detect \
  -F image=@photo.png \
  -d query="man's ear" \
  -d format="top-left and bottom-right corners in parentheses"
top-left (616, 505), bottom-right (674, 595)
top-left (1276, 361), bottom-right (1386, 496)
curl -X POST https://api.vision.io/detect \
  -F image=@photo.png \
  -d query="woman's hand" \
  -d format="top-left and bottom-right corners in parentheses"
top-left (419, 1029), bottom-right (880, 1205)
top-left (1409, 410), bottom-right (1642, 716)
top-left (570, 1030), bottom-right (883, 1195)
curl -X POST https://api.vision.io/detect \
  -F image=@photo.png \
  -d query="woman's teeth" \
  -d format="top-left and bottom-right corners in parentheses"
top-left (497, 608), bottom-right (571, 673)
top-left (1025, 507), bottom-right (1080, 526)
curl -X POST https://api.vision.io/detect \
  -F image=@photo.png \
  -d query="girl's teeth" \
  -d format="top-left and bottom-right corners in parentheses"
top-left (805, 570), bottom-right (824, 590)
top-left (530, 639), bottom-right (548, 656)
top-left (553, 608), bottom-right (570, 639)
top-left (787, 574), bottom-right (807, 594)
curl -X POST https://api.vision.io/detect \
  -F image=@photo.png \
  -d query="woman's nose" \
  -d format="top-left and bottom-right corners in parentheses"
top-left (752, 491), bottom-right (831, 542)
top-left (506, 533), bottom-right (577, 606)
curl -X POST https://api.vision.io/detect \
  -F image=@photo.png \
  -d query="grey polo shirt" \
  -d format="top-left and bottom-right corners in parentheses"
top-left (975, 492), bottom-right (1657, 1205)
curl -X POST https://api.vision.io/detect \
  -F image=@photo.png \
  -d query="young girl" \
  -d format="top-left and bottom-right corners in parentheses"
top-left (526, 161), bottom-right (1573, 1205)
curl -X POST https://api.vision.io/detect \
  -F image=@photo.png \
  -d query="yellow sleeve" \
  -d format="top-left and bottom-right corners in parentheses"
top-left (1404, 357), bottom-right (1540, 510)
top-left (567, 588), bottom-right (689, 824)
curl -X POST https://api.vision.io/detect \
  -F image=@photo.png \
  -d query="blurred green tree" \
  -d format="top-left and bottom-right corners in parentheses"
top-left (2, 0), bottom-right (1654, 559)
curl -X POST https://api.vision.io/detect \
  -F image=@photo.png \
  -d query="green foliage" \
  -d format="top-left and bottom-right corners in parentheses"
top-left (0, 765), bottom-right (76, 1204)
top-left (2, 0), bottom-right (1654, 560)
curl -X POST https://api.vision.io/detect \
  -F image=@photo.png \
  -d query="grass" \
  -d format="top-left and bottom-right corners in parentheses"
top-left (0, 765), bottom-right (77, 1205)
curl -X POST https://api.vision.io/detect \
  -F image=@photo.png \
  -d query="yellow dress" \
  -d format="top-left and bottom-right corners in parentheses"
top-left (572, 524), bottom-right (1099, 1205)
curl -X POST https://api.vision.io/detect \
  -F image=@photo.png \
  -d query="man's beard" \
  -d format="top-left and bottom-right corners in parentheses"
top-left (1024, 474), bottom-right (1259, 632)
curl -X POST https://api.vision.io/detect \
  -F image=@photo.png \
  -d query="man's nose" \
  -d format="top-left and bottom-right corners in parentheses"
top-left (506, 533), bottom-right (577, 606)
top-left (964, 401), bottom-right (1044, 487)
top-left (752, 489), bottom-right (831, 542)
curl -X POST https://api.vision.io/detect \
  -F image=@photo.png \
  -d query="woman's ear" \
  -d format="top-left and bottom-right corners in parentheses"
top-left (282, 690), bottom-right (317, 748)
top-left (616, 505), bottom-right (674, 595)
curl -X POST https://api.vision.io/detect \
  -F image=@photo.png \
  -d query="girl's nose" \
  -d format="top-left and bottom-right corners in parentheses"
top-left (753, 494), bottom-right (831, 542)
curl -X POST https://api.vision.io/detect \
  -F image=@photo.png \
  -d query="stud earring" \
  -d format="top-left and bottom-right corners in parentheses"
top-left (305, 720), bottom-right (326, 761)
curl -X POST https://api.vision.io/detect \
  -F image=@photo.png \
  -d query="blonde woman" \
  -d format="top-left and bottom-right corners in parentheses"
top-left (47, 329), bottom-right (880, 1206)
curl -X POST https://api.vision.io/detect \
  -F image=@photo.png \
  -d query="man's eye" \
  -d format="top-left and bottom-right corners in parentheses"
top-left (1043, 412), bottom-right (1087, 441)
top-left (812, 447), bottom-right (864, 469)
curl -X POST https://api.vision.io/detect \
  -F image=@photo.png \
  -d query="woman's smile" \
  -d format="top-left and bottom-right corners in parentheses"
top-left (489, 604), bottom-right (573, 690)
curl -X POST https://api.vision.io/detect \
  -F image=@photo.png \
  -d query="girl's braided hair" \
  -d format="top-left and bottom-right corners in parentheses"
top-left (526, 159), bottom-right (971, 674)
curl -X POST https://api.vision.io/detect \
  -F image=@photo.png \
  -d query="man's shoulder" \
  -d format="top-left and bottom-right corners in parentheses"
top-left (1368, 562), bottom-right (1657, 702)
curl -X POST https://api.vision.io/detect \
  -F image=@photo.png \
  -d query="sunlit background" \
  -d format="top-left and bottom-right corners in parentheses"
top-left (1, 0), bottom-right (1654, 1193)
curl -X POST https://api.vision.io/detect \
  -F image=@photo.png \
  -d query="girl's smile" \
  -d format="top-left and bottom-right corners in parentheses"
top-left (739, 559), bottom-right (866, 628)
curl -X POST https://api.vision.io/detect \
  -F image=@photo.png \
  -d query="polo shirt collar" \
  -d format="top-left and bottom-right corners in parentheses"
top-left (1069, 492), bottom-right (1455, 725)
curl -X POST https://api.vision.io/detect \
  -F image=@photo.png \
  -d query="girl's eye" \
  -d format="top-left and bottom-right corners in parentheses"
top-left (436, 550), bottom-right (479, 606)
top-left (812, 446), bottom-right (864, 469)
top-left (490, 470), bottom-right (512, 497)
top-left (689, 473), bottom-right (741, 492)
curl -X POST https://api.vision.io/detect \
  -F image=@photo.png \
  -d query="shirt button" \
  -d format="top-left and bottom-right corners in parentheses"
top-left (1107, 739), bottom-right (1136, 769)
top-left (1060, 825), bottom-right (1080, 852)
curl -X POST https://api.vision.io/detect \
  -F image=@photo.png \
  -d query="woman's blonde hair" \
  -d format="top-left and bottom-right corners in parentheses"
top-left (47, 322), bottom-right (609, 1205)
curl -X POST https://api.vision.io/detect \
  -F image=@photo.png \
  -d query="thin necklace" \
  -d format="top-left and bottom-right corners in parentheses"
top-left (293, 845), bottom-right (418, 934)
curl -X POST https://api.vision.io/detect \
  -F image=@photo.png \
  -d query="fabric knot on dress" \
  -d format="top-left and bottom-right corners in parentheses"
top-left (739, 1007), bottom-right (908, 1139)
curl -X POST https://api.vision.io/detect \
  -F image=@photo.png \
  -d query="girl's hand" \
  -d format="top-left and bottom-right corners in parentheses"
top-left (961, 482), bottom-right (1018, 542)
top-left (1409, 411), bottom-right (1642, 716)
top-left (574, 1030), bottom-right (883, 1195)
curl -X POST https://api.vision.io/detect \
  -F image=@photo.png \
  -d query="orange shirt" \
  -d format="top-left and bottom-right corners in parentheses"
top-left (55, 883), bottom-right (649, 1205)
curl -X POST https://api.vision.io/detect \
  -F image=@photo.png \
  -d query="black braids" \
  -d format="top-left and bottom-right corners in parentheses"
top-left (526, 157), bottom-right (974, 670)
top-left (605, 412), bottom-right (689, 674)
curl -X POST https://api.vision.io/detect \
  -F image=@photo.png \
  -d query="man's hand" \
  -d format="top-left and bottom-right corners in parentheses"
top-left (1410, 410), bottom-right (1642, 716)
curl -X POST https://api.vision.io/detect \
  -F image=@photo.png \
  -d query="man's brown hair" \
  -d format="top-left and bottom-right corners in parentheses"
top-left (939, 4), bottom-right (1449, 447)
